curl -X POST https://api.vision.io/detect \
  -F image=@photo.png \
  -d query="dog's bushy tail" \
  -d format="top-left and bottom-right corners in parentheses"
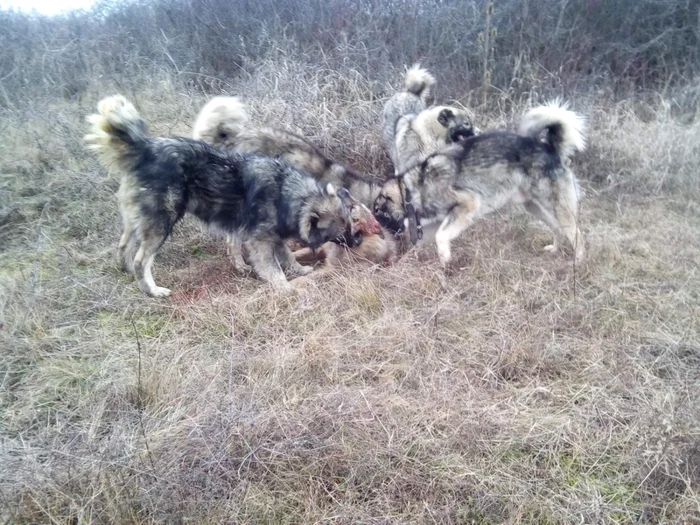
top-left (192, 96), bottom-right (249, 144)
top-left (404, 64), bottom-right (436, 106)
top-left (84, 95), bottom-right (149, 173)
top-left (519, 99), bottom-right (586, 160)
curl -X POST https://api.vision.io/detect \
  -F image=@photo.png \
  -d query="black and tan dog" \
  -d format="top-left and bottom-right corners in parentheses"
top-left (192, 96), bottom-right (396, 270)
top-left (85, 95), bottom-right (356, 297)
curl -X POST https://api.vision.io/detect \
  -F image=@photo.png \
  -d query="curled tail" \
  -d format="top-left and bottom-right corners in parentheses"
top-left (84, 95), bottom-right (149, 173)
top-left (519, 99), bottom-right (586, 160)
top-left (192, 96), bottom-right (249, 147)
top-left (404, 64), bottom-right (436, 107)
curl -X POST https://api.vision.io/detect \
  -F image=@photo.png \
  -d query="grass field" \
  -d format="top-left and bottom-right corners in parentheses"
top-left (1, 57), bottom-right (699, 523)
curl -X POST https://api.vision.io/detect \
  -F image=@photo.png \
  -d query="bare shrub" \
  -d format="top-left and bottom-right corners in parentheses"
top-left (1, 0), bottom-right (699, 110)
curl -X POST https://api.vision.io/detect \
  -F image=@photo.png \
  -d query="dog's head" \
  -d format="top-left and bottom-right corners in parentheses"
top-left (301, 184), bottom-right (358, 250)
top-left (345, 199), bottom-right (384, 247)
top-left (351, 201), bottom-right (383, 236)
top-left (373, 178), bottom-right (405, 234)
top-left (414, 105), bottom-right (478, 147)
top-left (436, 107), bottom-right (477, 144)
top-left (192, 96), bottom-right (249, 148)
top-left (322, 192), bottom-right (385, 248)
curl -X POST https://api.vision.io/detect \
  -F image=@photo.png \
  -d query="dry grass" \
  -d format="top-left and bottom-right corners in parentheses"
top-left (1, 57), bottom-right (700, 524)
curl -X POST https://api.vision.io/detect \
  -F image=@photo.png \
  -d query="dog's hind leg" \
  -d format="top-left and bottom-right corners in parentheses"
top-left (133, 224), bottom-right (171, 298)
top-left (553, 171), bottom-right (585, 262)
top-left (117, 223), bottom-right (137, 273)
top-left (116, 190), bottom-right (139, 273)
top-left (522, 199), bottom-right (565, 254)
top-left (435, 192), bottom-right (480, 266)
top-left (245, 237), bottom-right (292, 290)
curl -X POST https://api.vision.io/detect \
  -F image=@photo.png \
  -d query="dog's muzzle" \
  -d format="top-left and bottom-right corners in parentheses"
top-left (451, 125), bottom-right (475, 143)
top-left (375, 211), bottom-right (405, 235)
top-left (332, 230), bottom-right (363, 248)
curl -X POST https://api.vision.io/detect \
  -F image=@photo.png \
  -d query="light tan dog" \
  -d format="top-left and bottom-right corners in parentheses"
top-left (378, 65), bottom-right (479, 237)
top-left (375, 100), bottom-right (587, 266)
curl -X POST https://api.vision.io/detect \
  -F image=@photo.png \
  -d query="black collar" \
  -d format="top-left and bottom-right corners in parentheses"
top-left (394, 174), bottom-right (423, 245)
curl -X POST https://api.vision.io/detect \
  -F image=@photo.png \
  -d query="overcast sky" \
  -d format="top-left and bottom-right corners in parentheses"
top-left (0, 0), bottom-right (96, 15)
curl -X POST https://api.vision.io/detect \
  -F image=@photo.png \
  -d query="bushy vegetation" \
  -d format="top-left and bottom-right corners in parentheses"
top-left (1, 0), bottom-right (699, 106)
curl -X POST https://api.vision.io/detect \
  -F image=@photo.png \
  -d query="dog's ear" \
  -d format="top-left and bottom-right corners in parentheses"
top-left (217, 123), bottom-right (237, 142)
top-left (325, 183), bottom-right (336, 196)
top-left (438, 108), bottom-right (454, 127)
top-left (337, 187), bottom-right (356, 208)
top-left (309, 212), bottom-right (319, 230)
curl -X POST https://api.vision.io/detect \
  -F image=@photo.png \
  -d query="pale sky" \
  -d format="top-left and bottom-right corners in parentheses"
top-left (0, 0), bottom-right (96, 15)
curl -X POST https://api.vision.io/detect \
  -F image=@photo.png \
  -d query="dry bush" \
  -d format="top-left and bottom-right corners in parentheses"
top-left (1, 2), bottom-right (700, 522)
top-left (1, 0), bottom-right (699, 110)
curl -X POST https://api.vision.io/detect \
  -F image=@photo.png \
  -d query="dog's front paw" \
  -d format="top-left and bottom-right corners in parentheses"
top-left (436, 237), bottom-right (453, 266)
top-left (119, 259), bottom-right (134, 274)
top-left (233, 261), bottom-right (253, 274)
top-left (269, 278), bottom-right (293, 292)
top-left (118, 252), bottom-right (135, 273)
top-left (292, 275), bottom-right (313, 289)
top-left (296, 265), bottom-right (315, 276)
top-left (278, 282), bottom-right (294, 294)
top-left (228, 252), bottom-right (252, 274)
top-left (149, 286), bottom-right (172, 298)
top-left (438, 248), bottom-right (452, 267)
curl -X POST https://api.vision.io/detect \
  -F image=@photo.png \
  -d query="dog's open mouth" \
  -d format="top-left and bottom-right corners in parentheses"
top-left (375, 212), bottom-right (404, 235)
top-left (332, 232), bottom-right (363, 248)
top-left (452, 127), bottom-right (475, 143)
